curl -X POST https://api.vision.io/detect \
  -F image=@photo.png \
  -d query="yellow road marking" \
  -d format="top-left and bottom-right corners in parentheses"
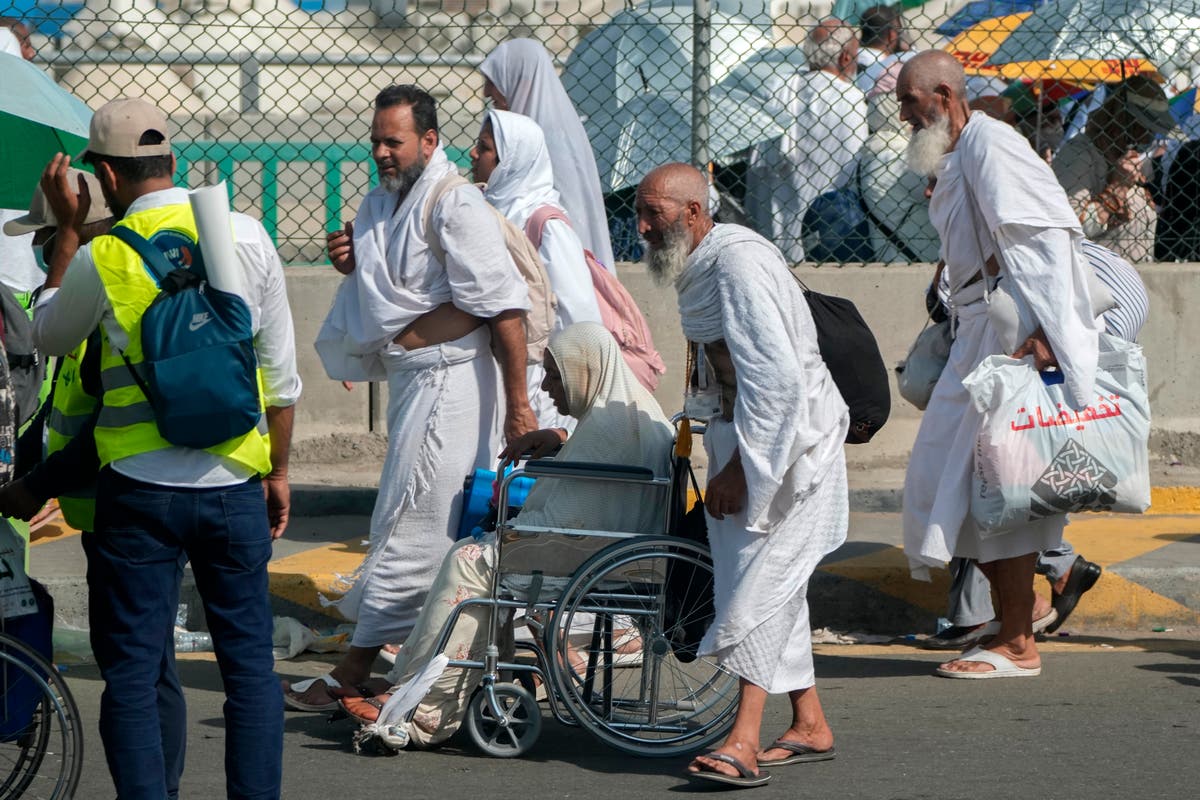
top-left (267, 537), bottom-right (368, 613)
top-left (820, 514), bottom-right (1200, 629)
top-left (1149, 486), bottom-right (1200, 514)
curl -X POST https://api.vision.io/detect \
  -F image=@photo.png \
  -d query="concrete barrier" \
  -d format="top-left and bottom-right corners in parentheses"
top-left (284, 261), bottom-right (1200, 467)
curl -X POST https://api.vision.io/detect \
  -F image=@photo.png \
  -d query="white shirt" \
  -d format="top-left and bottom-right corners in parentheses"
top-left (33, 187), bottom-right (302, 487)
top-left (856, 51), bottom-right (915, 95)
top-left (744, 70), bottom-right (868, 263)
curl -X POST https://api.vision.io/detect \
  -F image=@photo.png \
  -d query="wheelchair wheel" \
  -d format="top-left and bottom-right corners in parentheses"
top-left (464, 682), bottom-right (542, 758)
top-left (0, 633), bottom-right (84, 799)
top-left (547, 536), bottom-right (738, 758)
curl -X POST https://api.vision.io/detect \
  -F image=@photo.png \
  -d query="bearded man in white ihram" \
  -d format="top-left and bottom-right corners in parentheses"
top-left (897, 50), bottom-right (1102, 680)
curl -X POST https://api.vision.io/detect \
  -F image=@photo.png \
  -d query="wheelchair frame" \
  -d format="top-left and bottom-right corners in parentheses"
top-left (0, 629), bottom-right (84, 799)
top-left (380, 423), bottom-right (738, 759)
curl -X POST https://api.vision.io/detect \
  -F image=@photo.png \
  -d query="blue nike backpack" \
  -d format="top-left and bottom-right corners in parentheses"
top-left (109, 225), bottom-right (261, 450)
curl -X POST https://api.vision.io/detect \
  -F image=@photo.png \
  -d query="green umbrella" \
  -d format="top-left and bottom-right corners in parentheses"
top-left (0, 52), bottom-right (92, 209)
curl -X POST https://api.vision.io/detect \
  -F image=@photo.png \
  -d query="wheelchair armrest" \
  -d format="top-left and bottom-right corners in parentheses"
top-left (520, 460), bottom-right (657, 483)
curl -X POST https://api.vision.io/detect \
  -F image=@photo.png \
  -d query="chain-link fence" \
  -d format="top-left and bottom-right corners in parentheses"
top-left (4, 1), bottom-right (1199, 264)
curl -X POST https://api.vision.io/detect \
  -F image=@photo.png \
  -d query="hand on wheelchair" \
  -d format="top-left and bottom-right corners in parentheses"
top-left (498, 427), bottom-right (568, 470)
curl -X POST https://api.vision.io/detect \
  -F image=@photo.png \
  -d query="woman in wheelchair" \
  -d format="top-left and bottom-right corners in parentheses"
top-left (338, 322), bottom-right (674, 748)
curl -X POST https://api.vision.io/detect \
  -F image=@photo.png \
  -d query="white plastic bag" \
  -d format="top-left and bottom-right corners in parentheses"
top-left (964, 334), bottom-right (1151, 534)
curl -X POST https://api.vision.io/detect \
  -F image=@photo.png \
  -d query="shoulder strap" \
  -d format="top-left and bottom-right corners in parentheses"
top-left (855, 161), bottom-right (921, 262)
top-left (106, 227), bottom-right (167, 410)
top-left (524, 205), bottom-right (570, 249)
top-left (109, 225), bottom-right (174, 285)
top-left (422, 173), bottom-right (471, 266)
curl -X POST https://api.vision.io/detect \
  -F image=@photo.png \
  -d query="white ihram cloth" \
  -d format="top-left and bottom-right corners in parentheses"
top-left (485, 109), bottom-right (602, 430)
top-left (372, 323), bottom-right (673, 747)
top-left (902, 113), bottom-right (1102, 580)
top-left (480, 38), bottom-right (616, 272)
top-left (316, 147), bottom-right (529, 647)
top-left (676, 224), bottom-right (849, 693)
top-left (744, 70), bottom-right (867, 264)
top-left (315, 146), bottom-right (528, 378)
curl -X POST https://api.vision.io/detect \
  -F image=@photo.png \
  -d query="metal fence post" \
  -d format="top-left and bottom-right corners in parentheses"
top-left (691, 0), bottom-right (712, 169)
top-left (240, 55), bottom-right (261, 115)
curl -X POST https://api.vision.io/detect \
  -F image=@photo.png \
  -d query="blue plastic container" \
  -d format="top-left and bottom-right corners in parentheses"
top-left (457, 467), bottom-right (536, 540)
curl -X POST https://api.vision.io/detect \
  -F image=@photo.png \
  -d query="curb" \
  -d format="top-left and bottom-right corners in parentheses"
top-left (288, 485), bottom-right (1200, 517)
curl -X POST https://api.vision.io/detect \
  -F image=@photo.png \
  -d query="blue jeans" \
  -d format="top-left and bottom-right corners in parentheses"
top-left (84, 468), bottom-right (282, 800)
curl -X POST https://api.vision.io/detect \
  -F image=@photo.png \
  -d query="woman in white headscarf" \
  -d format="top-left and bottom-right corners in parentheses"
top-left (337, 322), bottom-right (674, 749)
top-left (472, 108), bottom-right (603, 428)
top-left (479, 38), bottom-right (616, 272)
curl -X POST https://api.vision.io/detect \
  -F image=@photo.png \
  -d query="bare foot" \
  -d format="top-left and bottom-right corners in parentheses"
top-left (1032, 594), bottom-right (1054, 622)
top-left (937, 641), bottom-right (1041, 675)
top-left (688, 738), bottom-right (762, 778)
top-left (758, 725), bottom-right (834, 763)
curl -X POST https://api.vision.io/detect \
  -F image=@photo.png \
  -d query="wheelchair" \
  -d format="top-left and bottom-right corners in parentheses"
top-left (389, 420), bottom-right (738, 759)
top-left (1, 580), bottom-right (85, 799)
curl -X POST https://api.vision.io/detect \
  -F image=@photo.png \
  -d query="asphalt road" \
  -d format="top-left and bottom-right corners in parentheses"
top-left (45, 638), bottom-right (1200, 800)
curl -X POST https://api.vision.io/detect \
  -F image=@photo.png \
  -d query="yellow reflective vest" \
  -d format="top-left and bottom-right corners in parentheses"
top-left (90, 203), bottom-right (271, 475)
top-left (45, 338), bottom-right (97, 531)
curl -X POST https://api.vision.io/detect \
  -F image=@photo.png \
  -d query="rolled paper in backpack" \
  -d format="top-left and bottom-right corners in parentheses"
top-left (188, 182), bottom-right (246, 299)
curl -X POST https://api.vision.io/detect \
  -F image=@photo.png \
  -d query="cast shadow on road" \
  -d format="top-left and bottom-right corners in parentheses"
top-left (275, 710), bottom-right (695, 777)
top-left (814, 651), bottom-right (943, 679)
top-left (1135, 646), bottom-right (1200, 687)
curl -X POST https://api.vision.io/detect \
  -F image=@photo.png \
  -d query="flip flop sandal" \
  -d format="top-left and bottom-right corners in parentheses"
top-left (340, 694), bottom-right (391, 725)
top-left (1032, 608), bottom-right (1059, 635)
top-left (685, 752), bottom-right (771, 788)
top-left (758, 740), bottom-right (836, 767)
top-left (283, 674), bottom-right (342, 712)
top-left (935, 646), bottom-right (1042, 680)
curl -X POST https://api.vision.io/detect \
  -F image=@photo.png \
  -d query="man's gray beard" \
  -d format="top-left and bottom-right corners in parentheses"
top-left (380, 158), bottom-right (426, 198)
top-left (905, 115), bottom-right (952, 178)
top-left (644, 221), bottom-right (691, 286)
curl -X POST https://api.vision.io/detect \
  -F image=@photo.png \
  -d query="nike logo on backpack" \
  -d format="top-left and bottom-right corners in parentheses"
top-left (189, 312), bottom-right (212, 332)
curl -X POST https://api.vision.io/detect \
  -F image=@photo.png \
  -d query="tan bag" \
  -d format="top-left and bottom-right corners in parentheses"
top-left (422, 173), bottom-right (556, 364)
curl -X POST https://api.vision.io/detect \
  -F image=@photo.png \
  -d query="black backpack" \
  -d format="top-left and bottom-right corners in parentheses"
top-left (793, 276), bottom-right (890, 444)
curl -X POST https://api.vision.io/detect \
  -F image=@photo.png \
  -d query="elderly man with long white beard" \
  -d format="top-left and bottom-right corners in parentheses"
top-left (636, 163), bottom-right (849, 788)
top-left (897, 51), bottom-right (1102, 679)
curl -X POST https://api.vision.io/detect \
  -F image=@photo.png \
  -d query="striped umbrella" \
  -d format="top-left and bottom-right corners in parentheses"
top-left (945, 11), bottom-right (1158, 92)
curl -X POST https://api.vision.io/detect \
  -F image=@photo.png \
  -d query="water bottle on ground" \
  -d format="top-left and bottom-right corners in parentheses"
top-left (174, 631), bottom-right (213, 653)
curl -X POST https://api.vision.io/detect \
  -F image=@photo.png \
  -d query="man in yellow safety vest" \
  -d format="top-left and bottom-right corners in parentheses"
top-left (32, 97), bottom-right (301, 800)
